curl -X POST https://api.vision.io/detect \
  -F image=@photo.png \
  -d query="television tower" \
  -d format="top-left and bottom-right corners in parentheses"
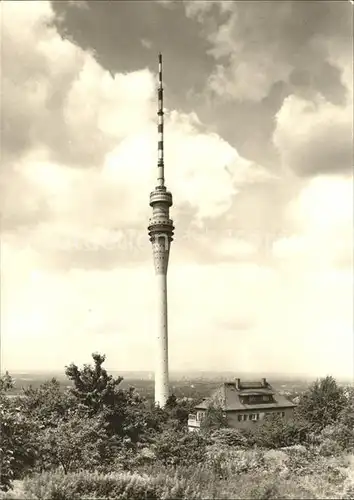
top-left (148, 53), bottom-right (174, 407)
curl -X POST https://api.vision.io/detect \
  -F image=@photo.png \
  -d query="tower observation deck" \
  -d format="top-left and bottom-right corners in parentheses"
top-left (147, 54), bottom-right (174, 407)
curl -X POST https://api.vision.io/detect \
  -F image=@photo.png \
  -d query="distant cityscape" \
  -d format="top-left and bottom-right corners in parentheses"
top-left (4, 370), bottom-right (351, 402)
top-left (6, 369), bottom-right (351, 383)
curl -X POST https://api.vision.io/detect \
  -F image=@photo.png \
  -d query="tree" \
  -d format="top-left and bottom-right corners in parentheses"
top-left (163, 395), bottom-right (197, 430)
top-left (65, 353), bottom-right (124, 415)
top-left (36, 410), bottom-right (112, 474)
top-left (0, 372), bottom-right (14, 393)
top-left (200, 403), bottom-right (229, 431)
top-left (0, 374), bottom-right (15, 491)
top-left (250, 413), bottom-right (311, 449)
top-left (153, 429), bottom-right (210, 466)
top-left (0, 374), bottom-right (38, 490)
top-left (65, 353), bottom-right (149, 443)
top-left (16, 373), bottom-right (120, 475)
top-left (21, 378), bottom-right (76, 428)
top-left (319, 387), bottom-right (354, 453)
top-left (336, 388), bottom-right (354, 451)
top-left (209, 428), bottom-right (248, 448)
top-left (297, 376), bottom-right (347, 430)
top-left (165, 394), bottom-right (177, 408)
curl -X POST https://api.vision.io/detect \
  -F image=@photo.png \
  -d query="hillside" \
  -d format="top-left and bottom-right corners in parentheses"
top-left (1, 354), bottom-right (353, 499)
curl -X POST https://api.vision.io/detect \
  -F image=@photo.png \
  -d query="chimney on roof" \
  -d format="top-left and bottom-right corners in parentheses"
top-left (235, 378), bottom-right (241, 390)
top-left (261, 377), bottom-right (267, 387)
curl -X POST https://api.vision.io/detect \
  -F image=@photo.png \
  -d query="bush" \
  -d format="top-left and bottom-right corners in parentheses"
top-left (247, 476), bottom-right (315, 499)
top-left (0, 379), bottom-right (39, 490)
top-left (152, 429), bottom-right (210, 467)
top-left (65, 353), bottom-right (155, 443)
top-left (23, 471), bottom-right (155, 500)
top-left (281, 445), bottom-right (316, 476)
top-left (317, 437), bottom-right (343, 457)
top-left (113, 445), bottom-right (157, 472)
top-left (22, 470), bottom-right (204, 500)
top-left (0, 480), bottom-right (35, 500)
top-left (331, 393), bottom-right (354, 453)
top-left (200, 404), bottom-right (228, 431)
top-left (297, 376), bottom-right (347, 431)
top-left (209, 428), bottom-right (248, 447)
top-left (12, 452), bottom-right (352, 500)
top-left (263, 449), bottom-right (289, 475)
top-left (163, 395), bottom-right (197, 430)
top-left (2, 365), bottom-right (353, 499)
top-left (250, 414), bottom-right (311, 449)
top-left (342, 479), bottom-right (354, 500)
top-left (249, 481), bottom-right (281, 499)
top-left (21, 379), bottom-right (75, 428)
top-left (205, 446), bottom-right (266, 477)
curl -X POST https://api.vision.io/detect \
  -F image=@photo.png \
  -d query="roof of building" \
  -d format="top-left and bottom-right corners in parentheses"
top-left (195, 379), bottom-right (296, 411)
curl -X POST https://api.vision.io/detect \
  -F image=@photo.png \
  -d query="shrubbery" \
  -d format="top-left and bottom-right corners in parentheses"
top-left (250, 413), bottom-right (311, 449)
top-left (35, 410), bottom-right (114, 474)
top-left (296, 376), bottom-right (347, 431)
top-left (200, 403), bottom-right (228, 431)
top-left (1, 356), bottom-right (353, 499)
top-left (10, 470), bottom-right (208, 500)
top-left (24, 471), bottom-right (168, 500)
top-left (0, 375), bottom-right (39, 490)
top-left (209, 428), bottom-right (248, 447)
top-left (153, 429), bottom-right (210, 466)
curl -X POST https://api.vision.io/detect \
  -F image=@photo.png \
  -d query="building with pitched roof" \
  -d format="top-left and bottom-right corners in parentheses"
top-left (188, 378), bottom-right (296, 431)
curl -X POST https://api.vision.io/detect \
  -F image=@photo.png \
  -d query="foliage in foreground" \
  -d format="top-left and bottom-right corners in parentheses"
top-left (1, 354), bottom-right (353, 498)
top-left (0, 452), bottom-right (353, 500)
top-left (296, 376), bottom-right (348, 431)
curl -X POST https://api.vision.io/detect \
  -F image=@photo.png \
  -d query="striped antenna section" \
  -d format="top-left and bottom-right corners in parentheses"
top-left (157, 53), bottom-right (164, 187)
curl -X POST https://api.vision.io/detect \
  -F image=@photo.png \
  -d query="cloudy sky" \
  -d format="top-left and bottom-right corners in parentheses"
top-left (1, 0), bottom-right (353, 379)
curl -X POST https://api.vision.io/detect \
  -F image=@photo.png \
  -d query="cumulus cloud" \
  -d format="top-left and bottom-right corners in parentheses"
top-left (1, 0), bottom-right (352, 379)
top-left (2, 1), bottom-right (163, 171)
top-left (273, 94), bottom-right (353, 176)
top-left (1, 1), bottom-right (253, 261)
top-left (183, 1), bottom-right (353, 179)
top-left (184, 0), bottom-right (232, 22)
top-left (1, 0), bottom-right (276, 277)
top-left (274, 175), bottom-right (353, 269)
top-left (185, 1), bottom-right (352, 103)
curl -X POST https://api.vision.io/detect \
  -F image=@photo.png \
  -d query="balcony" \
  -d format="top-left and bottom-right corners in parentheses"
top-left (187, 414), bottom-right (201, 431)
top-left (149, 190), bottom-right (173, 207)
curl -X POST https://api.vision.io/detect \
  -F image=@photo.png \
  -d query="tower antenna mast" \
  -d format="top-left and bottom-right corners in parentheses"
top-left (157, 53), bottom-right (165, 187)
top-left (147, 54), bottom-right (174, 408)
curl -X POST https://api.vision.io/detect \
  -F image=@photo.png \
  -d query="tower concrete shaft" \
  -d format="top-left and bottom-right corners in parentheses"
top-left (148, 53), bottom-right (174, 408)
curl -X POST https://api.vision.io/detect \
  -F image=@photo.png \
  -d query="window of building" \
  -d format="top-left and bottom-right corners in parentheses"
top-left (281, 411), bottom-right (285, 418)
top-left (248, 395), bottom-right (264, 403)
top-left (243, 415), bottom-right (247, 421)
top-left (262, 395), bottom-right (269, 402)
top-left (196, 412), bottom-right (205, 422)
top-left (238, 415), bottom-right (243, 422)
